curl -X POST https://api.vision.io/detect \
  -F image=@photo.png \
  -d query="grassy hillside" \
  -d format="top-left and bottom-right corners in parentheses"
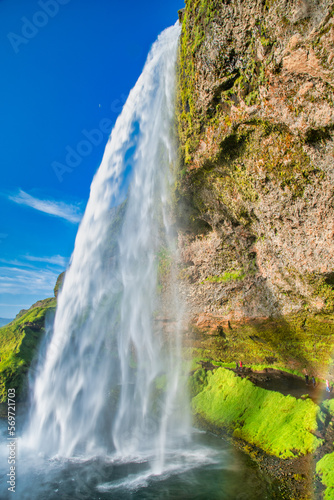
top-left (0, 298), bottom-right (56, 402)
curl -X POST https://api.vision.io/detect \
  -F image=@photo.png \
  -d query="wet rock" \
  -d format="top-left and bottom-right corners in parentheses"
top-left (176, 0), bottom-right (334, 363)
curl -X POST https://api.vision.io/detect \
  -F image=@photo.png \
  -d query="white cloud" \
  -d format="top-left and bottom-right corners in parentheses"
top-left (0, 303), bottom-right (30, 307)
top-left (0, 258), bottom-right (41, 269)
top-left (8, 189), bottom-right (82, 223)
top-left (24, 254), bottom-right (68, 267)
top-left (0, 254), bottom-right (66, 299)
top-left (0, 266), bottom-right (58, 295)
top-left (0, 255), bottom-right (68, 269)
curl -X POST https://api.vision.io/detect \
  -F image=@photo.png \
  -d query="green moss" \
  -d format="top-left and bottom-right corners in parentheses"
top-left (192, 367), bottom-right (322, 458)
top-left (0, 302), bottom-right (56, 402)
top-left (314, 279), bottom-right (334, 314)
top-left (177, 10), bottom-right (196, 163)
top-left (177, 1), bottom-right (320, 210)
top-left (181, 121), bottom-right (318, 243)
top-left (211, 361), bottom-right (304, 378)
top-left (188, 313), bottom-right (334, 376)
top-left (189, 367), bottom-right (208, 397)
top-left (321, 399), bottom-right (334, 417)
top-left (247, 123), bottom-right (314, 197)
top-left (204, 270), bottom-right (245, 283)
top-left (177, 0), bottom-right (224, 164)
top-left (316, 453), bottom-right (334, 500)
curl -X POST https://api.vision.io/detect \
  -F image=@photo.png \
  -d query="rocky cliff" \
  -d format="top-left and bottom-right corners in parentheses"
top-left (176, 0), bottom-right (334, 376)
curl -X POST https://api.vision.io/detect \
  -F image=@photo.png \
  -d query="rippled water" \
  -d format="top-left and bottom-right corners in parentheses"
top-left (0, 417), bottom-right (277, 500)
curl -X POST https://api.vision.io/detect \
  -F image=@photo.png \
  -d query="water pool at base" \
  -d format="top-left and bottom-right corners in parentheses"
top-left (0, 418), bottom-right (281, 500)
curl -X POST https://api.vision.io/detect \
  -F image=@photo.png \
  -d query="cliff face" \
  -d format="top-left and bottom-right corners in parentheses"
top-left (176, 0), bottom-right (334, 372)
top-left (0, 271), bottom-right (66, 402)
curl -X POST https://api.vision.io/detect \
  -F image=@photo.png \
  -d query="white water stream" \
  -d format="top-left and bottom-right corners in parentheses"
top-left (24, 23), bottom-right (189, 469)
top-left (0, 23), bottom-right (281, 500)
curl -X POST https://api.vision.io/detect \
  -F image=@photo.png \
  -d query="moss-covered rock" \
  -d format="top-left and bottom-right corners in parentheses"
top-left (186, 312), bottom-right (334, 378)
top-left (317, 452), bottom-right (334, 500)
top-left (191, 367), bottom-right (322, 458)
top-left (176, 0), bottom-right (334, 374)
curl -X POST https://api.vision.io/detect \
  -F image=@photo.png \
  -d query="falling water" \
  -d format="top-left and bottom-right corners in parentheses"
top-left (0, 23), bottom-right (286, 500)
top-left (24, 23), bottom-right (188, 467)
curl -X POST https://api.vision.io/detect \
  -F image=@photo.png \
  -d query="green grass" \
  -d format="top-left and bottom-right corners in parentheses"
top-left (0, 299), bottom-right (56, 401)
top-left (192, 367), bottom-right (322, 458)
top-left (317, 453), bottom-right (334, 499)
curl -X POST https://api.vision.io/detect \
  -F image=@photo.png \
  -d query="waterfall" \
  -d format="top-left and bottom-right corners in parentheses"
top-left (24, 23), bottom-right (189, 467)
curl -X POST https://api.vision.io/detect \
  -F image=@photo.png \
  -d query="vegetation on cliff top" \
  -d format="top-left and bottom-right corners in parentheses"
top-left (191, 367), bottom-right (322, 459)
top-left (0, 298), bottom-right (56, 402)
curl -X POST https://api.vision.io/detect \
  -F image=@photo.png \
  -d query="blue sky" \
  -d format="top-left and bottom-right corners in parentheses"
top-left (0, 0), bottom-right (183, 319)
